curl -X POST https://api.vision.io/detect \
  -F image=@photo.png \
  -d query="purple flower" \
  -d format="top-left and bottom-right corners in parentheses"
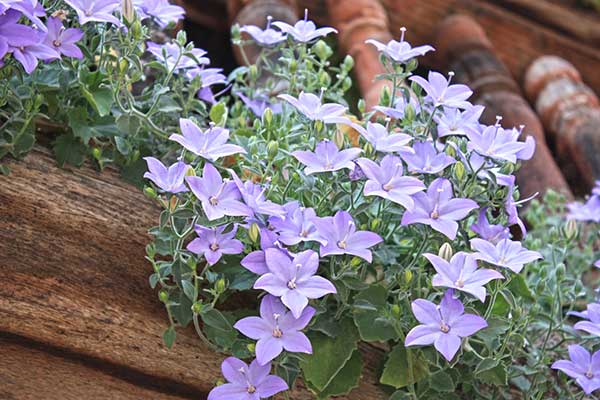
top-left (170, 119), bottom-right (245, 161)
top-left (595, 259), bottom-right (600, 269)
top-left (208, 357), bottom-right (288, 400)
top-left (365, 27), bottom-right (434, 63)
top-left (354, 122), bottom-right (413, 154)
top-left (425, 252), bottom-right (503, 302)
top-left (278, 91), bottom-right (351, 125)
top-left (269, 203), bottom-right (326, 246)
top-left (356, 155), bottom-right (425, 209)
top-left (0, 0), bottom-right (23, 15)
top-left (405, 289), bottom-right (487, 361)
top-left (551, 345), bottom-right (600, 395)
top-left (187, 224), bottom-right (244, 266)
top-left (236, 92), bottom-right (282, 117)
top-left (572, 303), bottom-right (600, 337)
top-left (0, 10), bottom-right (39, 60)
top-left (272, 9), bottom-right (336, 43)
top-left (10, 31), bottom-right (59, 74)
top-left (254, 249), bottom-right (336, 318)
top-left (567, 196), bottom-right (600, 223)
top-left (64, 0), bottom-right (121, 26)
top-left (234, 295), bottom-right (314, 365)
top-left (43, 17), bottom-right (84, 59)
top-left (373, 95), bottom-right (421, 120)
top-left (467, 124), bottom-right (536, 163)
top-left (470, 208), bottom-right (510, 244)
top-left (501, 175), bottom-right (532, 236)
top-left (230, 170), bottom-right (285, 218)
top-left (292, 140), bottom-right (361, 175)
top-left (133, 0), bottom-right (184, 28)
top-left (470, 238), bottom-right (542, 273)
top-left (10, 0), bottom-right (46, 30)
top-left (185, 163), bottom-right (252, 221)
top-left (401, 141), bottom-right (455, 174)
top-left (241, 16), bottom-right (286, 46)
top-left (241, 230), bottom-right (290, 275)
top-left (401, 178), bottom-right (478, 240)
top-left (147, 41), bottom-right (209, 73)
top-left (435, 105), bottom-right (484, 137)
top-left (143, 157), bottom-right (189, 193)
top-left (593, 181), bottom-right (600, 196)
top-left (187, 67), bottom-right (227, 88)
top-left (312, 210), bottom-right (383, 262)
top-left (409, 71), bottom-right (473, 109)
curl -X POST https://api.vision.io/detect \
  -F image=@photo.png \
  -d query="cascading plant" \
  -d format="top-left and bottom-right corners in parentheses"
top-left (139, 10), bottom-right (600, 400)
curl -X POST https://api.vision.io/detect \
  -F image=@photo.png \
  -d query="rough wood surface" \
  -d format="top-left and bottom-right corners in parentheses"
top-left (0, 147), bottom-right (386, 399)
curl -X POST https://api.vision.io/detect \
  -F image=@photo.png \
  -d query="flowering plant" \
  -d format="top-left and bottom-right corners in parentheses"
top-left (0, 0), bottom-right (225, 183)
top-left (133, 11), bottom-right (600, 400)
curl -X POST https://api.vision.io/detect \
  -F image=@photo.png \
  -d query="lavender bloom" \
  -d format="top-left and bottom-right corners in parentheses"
top-left (234, 295), bottom-right (314, 365)
top-left (312, 210), bottom-right (383, 263)
top-left (292, 140), bottom-right (361, 175)
top-left (567, 196), bottom-right (600, 223)
top-left (401, 178), bottom-right (478, 240)
top-left (593, 181), bottom-right (600, 196)
top-left (551, 345), bottom-right (600, 395)
top-left (230, 170), bottom-right (285, 218)
top-left (43, 17), bottom-right (84, 59)
top-left (187, 67), bottom-right (227, 87)
top-left (355, 122), bottom-right (413, 154)
top-left (133, 0), bottom-right (185, 28)
top-left (502, 175), bottom-right (532, 236)
top-left (187, 224), bottom-right (244, 266)
top-left (467, 124), bottom-right (536, 163)
top-left (373, 95), bottom-right (421, 120)
top-left (470, 238), bottom-right (542, 273)
top-left (572, 303), bottom-right (600, 337)
top-left (241, 16), bottom-right (286, 46)
top-left (272, 9), bottom-right (336, 43)
top-left (241, 230), bottom-right (290, 275)
top-left (236, 92), bottom-right (282, 117)
top-left (405, 289), bottom-right (487, 361)
top-left (143, 157), bottom-right (189, 193)
top-left (254, 249), bottom-right (336, 318)
top-left (170, 119), bottom-right (245, 161)
top-left (595, 259), bottom-right (600, 269)
top-left (470, 208), bottom-right (510, 244)
top-left (436, 105), bottom-right (484, 137)
top-left (278, 91), bottom-right (352, 125)
top-left (425, 252), bottom-right (503, 302)
top-left (10, 31), bottom-right (59, 74)
top-left (269, 203), bottom-right (326, 246)
top-left (64, 0), bottom-right (121, 26)
top-left (185, 163), bottom-right (252, 221)
top-left (356, 155), bottom-right (425, 209)
top-left (365, 27), bottom-right (434, 63)
top-left (147, 41), bottom-right (209, 73)
top-left (0, 10), bottom-right (40, 60)
top-left (208, 357), bottom-right (288, 400)
top-left (0, 0), bottom-right (22, 14)
top-left (10, 0), bottom-right (46, 30)
top-left (402, 141), bottom-right (455, 174)
top-left (409, 71), bottom-right (473, 109)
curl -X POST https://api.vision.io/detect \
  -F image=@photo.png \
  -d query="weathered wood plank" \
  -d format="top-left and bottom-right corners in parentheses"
top-left (0, 147), bottom-right (385, 399)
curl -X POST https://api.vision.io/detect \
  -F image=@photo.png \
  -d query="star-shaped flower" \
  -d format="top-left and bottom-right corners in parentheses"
top-left (241, 16), bottom-right (286, 46)
top-left (170, 119), bottom-right (246, 161)
top-left (133, 0), bottom-right (184, 28)
top-left (467, 124), bottom-right (536, 163)
top-left (312, 210), bottom-right (383, 263)
top-left (401, 141), bottom-right (455, 174)
top-left (230, 170), bottom-right (285, 218)
top-left (185, 163), bottom-right (252, 221)
top-left (572, 303), bottom-right (600, 337)
top-left (234, 295), bottom-right (314, 365)
top-left (254, 249), bottom-right (336, 318)
top-left (147, 41), bottom-right (209, 73)
top-left (470, 238), bottom-right (542, 273)
top-left (373, 95), bottom-right (421, 120)
top-left (241, 230), bottom-right (290, 275)
top-left (9, 30), bottom-right (59, 74)
top-left (354, 122), bottom-right (413, 154)
top-left (405, 289), bottom-right (487, 361)
top-left (409, 71), bottom-right (473, 109)
top-left (424, 252), bottom-right (503, 302)
top-left (269, 203), bottom-right (326, 246)
top-left (401, 178), bottom-right (478, 240)
top-left (236, 92), bottom-right (282, 117)
top-left (365, 27), bottom-right (434, 63)
top-left (567, 196), bottom-right (600, 223)
top-left (356, 155), bottom-right (425, 209)
top-left (551, 345), bottom-right (600, 395)
top-left (272, 9), bottom-right (336, 43)
top-left (292, 140), bottom-right (361, 175)
top-left (186, 224), bottom-right (244, 266)
top-left (435, 105), bottom-right (484, 137)
top-left (64, 0), bottom-right (121, 26)
top-left (43, 17), bottom-right (84, 59)
top-left (143, 157), bottom-right (189, 193)
top-left (278, 91), bottom-right (352, 125)
top-left (470, 207), bottom-right (510, 244)
top-left (208, 357), bottom-right (288, 400)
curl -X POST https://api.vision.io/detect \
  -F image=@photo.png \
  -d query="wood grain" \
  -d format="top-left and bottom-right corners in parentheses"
top-left (0, 147), bottom-right (386, 399)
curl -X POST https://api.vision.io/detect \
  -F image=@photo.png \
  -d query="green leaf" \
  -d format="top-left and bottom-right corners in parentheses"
top-left (171, 292), bottom-right (193, 327)
top-left (301, 318), bottom-right (359, 392)
top-left (53, 134), bottom-right (87, 167)
top-left (307, 350), bottom-right (363, 399)
top-left (149, 273), bottom-right (159, 289)
top-left (209, 101), bottom-right (227, 125)
top-left (508, 274), bottom-right (534, 301)
top-left (475, 359), bottom-right (507, 386)
top-left (69, 107), bottom-right (117, 142)
top-left (12, 130), bottom-right (35, 157)
top-left (380, 344), bottom-right (429, 389)
top-left (353, 285), bottom-right (396, 342)
top-left (429, 371), bottom-right (455, 392)
top-left (82, 86), bottom-right (113, 117)
top-left (0, 164), bottom-right (10, 175)
top-left (116, 114), bottom-right (141, 135)
top-left (181, 280), bottom-right (197, 301)
top-left (201, 308), bottom-right (233, 332)
top-left (162, 326), bottom-right (176, 349)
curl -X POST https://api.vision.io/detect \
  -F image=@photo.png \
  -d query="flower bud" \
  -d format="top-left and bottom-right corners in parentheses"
top-left (318, 70), bottom-right (331, 87)
top-left (122, 0), bottom-right (134, 23)
top-left (289, 59), bottom-right (297, 73)
top-left (556, 263), bottom-right (566, 278)
top-left (313, 40), bottom-right (333, 61)
top-left (267, 140), bottom-right (279, 159)
top-left (343, 55), bottom-right (354, 71)
top-left (342, 77), bottom-right (352, 91)
top-left (403, 269), bottom-right (413, 284)
top-left (92, 147), bottom-right (101, 160)
top-left (146, 243), bottom-right (156, 258)
top-left (391, 304), bottom-right (401, 318)
top-left (185, 166), bottom-right (196, 177)
top-left (333, 129), bottom-right (345, 148)
top-left (119, 59), bottom-right (129, 75)
top-left (453, 161), bottom-right (466, 182)
top-left (357, 99), bottom-right (366, 114)
top-left (380, 86), bottom-right (391, 106)
top-left (144, 186), bottom-right (157, 199)
top-left (363, 142), bottom-right (374, 156)
top-left (563, 219), bottom-right (578, 240)
top-left (370, 218), bottom-right (381, 231)
top-left (350, 257), bottom-right (362, 267)
top-left (438, 243), bottom-right (453, 261)
top-left (248, 223), bottom-right (260, 244)
top-left (230, 24), bottom-right (240, 41)
top-left (215, 278), bottom-right (226, 294)
top-left (131, 20), bottom-right (143, 40)
top-left (169, 196), bottom-right (178, 212)
top-left (249, 65), bottom-right (258, 82)
top-left (187, 257), bottom-right (197, 271)
top-left (191, 301), bottom-right (203, 314)
top-left (315, 120), bottom-right (324, 133)
top-left (158, 290), bottom-right (168, 303)
top-left (404, 104), bottom-right (416, 121)
top-left (247, 343), bottom-right (256, 354)
top-left (262, 107), bottom-right (273, 128)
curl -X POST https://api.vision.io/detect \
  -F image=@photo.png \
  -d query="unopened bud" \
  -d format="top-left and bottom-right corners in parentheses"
top-left (343, 55), bottom-right (354, 71)
top-left (313, 40), bottom-right (332, 61)
top-left (404, 104), bottom-right (416, 121)
top-left (333, 129), bottom-right (345, 148)
top-left (363, 142), bottom-right (374, 156)
top-left (92, 147), bottom-right (101, 160)
top-left (215, 278), bottom-right (226, 293)
top-left (289, 59), bottom-right (297, 73)
top-left (249, 223), bottom-right (260, 244)
top-left (169, 196), bottom-right (178, 212)
top-left (131, 20), bottom-right (142, 40)
top-left (122, 0), bottom-right (134, 23)
top-left (247, 343), bottom-right (256, 353)
top-left (342, 77), bottom-right (352, 91)
top-left (262, 107), bottom-right (273, 127)
top-left (370, 218), bottom-right (381, 231)
top-left (556, 263), bottom-right (566, 278)
top-left (144, 186), bottom-right (157, 199)
top-left (453, 161), bottom-right (466, 181)
top-left (391, 304), bottom-right (401, 318)
top-left (438, 243), bottom-right (453, 261)
top-left (249, 64), bottom-right (258, 81)
top-left (318, 70), bottom-right (331, 87)
top-left (191, 302), bottom-right (203, 314)
top-left (380, 86), bottom-right (391, 106)
top-left (119, 59), bottom-right (129, 74)
top-left (357, 99), bottom-right (366, 114)
top-left (159, 290), bottom-right (168, 303)
top-left (315, 120), bottom-right (324, 133)
top-left (350, 257), bottom-right (362, 267)
top-left (267, 140), bottom-right (279, 159)
top-left (403, 269), bottom-right (413, 284)
top-left (563, 219), bottom-right (578, 240)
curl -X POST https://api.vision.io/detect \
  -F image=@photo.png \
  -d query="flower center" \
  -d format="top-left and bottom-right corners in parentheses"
top-left (300, 230), bottom-right (309, 238)
top-left (53, 39), bottom-right (61, 47)
top-left (325, 162), bottom-right (333, 170)
top-left (440, 323), bottom-right (450, 333)
top-left (455, 279), bottom-right (465, 288)
top-left (247, 385), bottom-right (257, 394)
top-left (209, 196), bottom-right (219, 206)
top-left (272, 327), bottom-right (283, 338)
top-left (85, 9), bottom-right (93, 16)
top-left (383, 183), bottom-right (392, 192)
top-left (210, 243), bottom-right (219, 251)
top-left (287, 279), bottom-right (297, 289)
top-left (337, 240), bottom-right (347, 249)
top-left (430, 210), bottom-right (439, 219)
top-left (586, 370), bottom-right (594, 379)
